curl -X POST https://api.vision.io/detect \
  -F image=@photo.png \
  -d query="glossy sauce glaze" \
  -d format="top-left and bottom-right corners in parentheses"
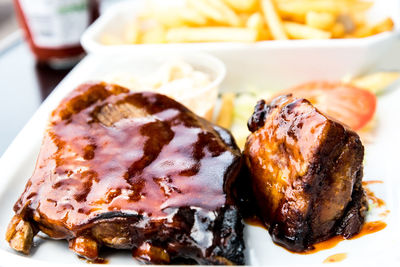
top-left (245, 96), bottom-right (332, 230)
top-left (244, 94), bottom-right (366, 252)
top-left (14, 82), bottom-right (241, 234)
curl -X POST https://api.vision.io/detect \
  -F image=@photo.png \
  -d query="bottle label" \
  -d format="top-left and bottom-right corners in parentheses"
top-left (19, 0), bottom-right (89, 48)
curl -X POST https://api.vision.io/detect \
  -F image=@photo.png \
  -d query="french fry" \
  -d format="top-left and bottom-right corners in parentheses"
top-left (276, 0), bottom-right (373, 18)
top-left (166, 27), bottom-right (258, 43)
top-left (178, 7), bottom-right (208, 26)
top-left (280, 13), bottom-right (306, 24)
top-left (187, 0), bottom-right (237, 26)
top-left (350, 24), bottom-right (372, 38)
top-left (371, 18), bottom-right (394, 35)
top-left (124, 21), bottom-right (140, 44)
top-left (150, 9), bottom-right (187, 28)
top-left (222, 0), bottom-right (258, 13)
top-left (350, 11), bottom-right (367, 29)
top-left (247, 13), bottom-right (271, 40)
top-left (349, 72), bottom-right (400, 95)
top-left (306, 11), bottom-right (335, 30)
top-left (216, 93), bottom-right (235, 129)
top-left (207, 0), bottom-right (241, 27)
top-left (331, 22), bottom-right (346, 38)
top-left (187, 0), bottom-right (223, 24)
top-left (349, 18), bottom-right (394, 38)
top-left (246, 13), bottom-right (262, 30)
top-left (238, 13), bottom-right (251, 27)
top-left (261, 0), bottom-right (288, 40)
top-left (283, 22), bottom-right (332, 39)
top-left (140, 24), bottom-right (166, 44)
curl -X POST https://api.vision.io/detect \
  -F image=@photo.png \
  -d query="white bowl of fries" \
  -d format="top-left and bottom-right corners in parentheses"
top-left (82, 0), bottom-right (400, 89)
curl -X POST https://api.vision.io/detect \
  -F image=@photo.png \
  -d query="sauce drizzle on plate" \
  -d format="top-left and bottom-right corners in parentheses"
top-left (245, 216), bottom-right (387, 254)
top-left (362, 180), bottom-right (385, 207)
top-left (298, 221), bottom-right (387, 254)
top-left (362, 180), bottom-right (384, 185)
top-left (323, 253), bottom-right (347, 263)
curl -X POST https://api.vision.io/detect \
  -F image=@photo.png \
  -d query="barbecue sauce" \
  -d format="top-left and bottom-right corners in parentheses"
top-left (298, 221), bottom-right (387, 254)
top-left (323, 253), bottom-right (347, 263)
top-left (14, 82), bottom-right (241, 232)
top-left (245, 213), bottom-right (387, 254)
top-left (362, 180), bottom-right (385, 207)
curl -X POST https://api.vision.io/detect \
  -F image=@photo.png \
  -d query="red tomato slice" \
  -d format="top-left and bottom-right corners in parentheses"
top-left (280, 81), bottom-right (377, 131)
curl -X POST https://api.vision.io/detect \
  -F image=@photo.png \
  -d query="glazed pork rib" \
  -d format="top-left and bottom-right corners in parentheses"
top-left (6, 82), bottom-right (245, 265)
top-left (243, 94), bottom-right (367, 252)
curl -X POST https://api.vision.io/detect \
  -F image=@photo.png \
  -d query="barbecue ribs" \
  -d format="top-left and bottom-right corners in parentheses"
top-left (6, 82), bottom-right (245, 264)
top-left (243, 94), bottom-right (367, 252)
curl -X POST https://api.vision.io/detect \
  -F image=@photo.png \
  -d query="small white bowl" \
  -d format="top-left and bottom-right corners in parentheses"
top-left (85, 51), bottom-right (226, 120)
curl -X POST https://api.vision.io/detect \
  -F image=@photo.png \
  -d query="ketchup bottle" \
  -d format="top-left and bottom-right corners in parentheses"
top-left (14, 0), bottom-right (99, 68)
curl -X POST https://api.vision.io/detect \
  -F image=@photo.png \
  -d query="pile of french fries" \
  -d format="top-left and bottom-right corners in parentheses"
top-left (101, 0), bottom-right (395, 45)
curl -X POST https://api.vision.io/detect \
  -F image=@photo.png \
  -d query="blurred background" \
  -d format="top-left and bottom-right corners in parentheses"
top-left (0, 0), bottom-right (126, 40)
top-left (0, 0), bottom-right (17, 39)
top-left (0, 0), bottom-right (127, 156)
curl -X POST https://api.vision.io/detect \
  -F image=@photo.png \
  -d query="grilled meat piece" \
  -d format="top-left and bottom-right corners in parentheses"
top-left (243, 94), bottom-right (367, 252)
top-left (6, 82), bottom-right (245, 265)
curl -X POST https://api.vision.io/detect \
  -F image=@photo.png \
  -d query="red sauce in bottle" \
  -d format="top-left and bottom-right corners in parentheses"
top-left (13, 0), bottom-right (99, 67)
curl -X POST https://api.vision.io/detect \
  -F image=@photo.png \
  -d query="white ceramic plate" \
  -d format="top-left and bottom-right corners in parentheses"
top-left (82, 0), bottom-right (400, 91)
top-left (0, 52), bottom-right (400, 266)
